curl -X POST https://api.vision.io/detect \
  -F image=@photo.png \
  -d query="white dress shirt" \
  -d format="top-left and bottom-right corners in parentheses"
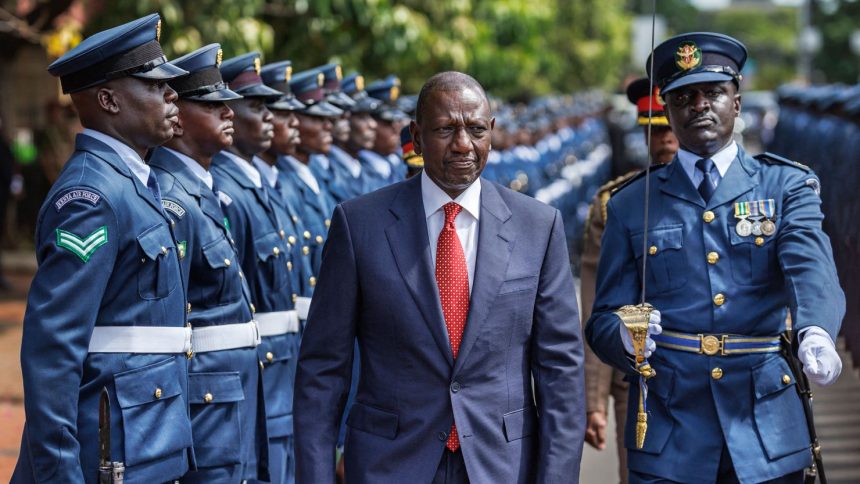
top-left (163, 147), bottom-right (213, 189)
top-left (82, 128), bottom-right (150, 185)
top-left (220, 150), bottom-right (262, 189)
top-left (677, 140), bottom-right (738, 188)
top-left (285, 156), bottom-right (321, 194)
top-left (422, 171), bottom-right (481, 292)
top-left (252, 156), bottom-right (280, 189)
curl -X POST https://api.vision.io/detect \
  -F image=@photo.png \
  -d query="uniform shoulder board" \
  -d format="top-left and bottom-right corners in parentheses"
top-left (609, 164), bottom-right (668, 198)
top-left (754, 152), bottom-right (811, 173)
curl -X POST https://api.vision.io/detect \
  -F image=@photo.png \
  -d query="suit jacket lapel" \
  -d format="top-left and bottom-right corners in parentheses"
top-left (454, 181), bottom-right (513, 375)
top-left (384, 176), bottom-right (453, 366)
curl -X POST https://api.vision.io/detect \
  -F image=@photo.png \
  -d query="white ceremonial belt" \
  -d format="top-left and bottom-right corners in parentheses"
top-left (191, 321), bottom-right (261, 353)
top-left (256, 311), bottom-right (299, 336)
top-left (89, 326), bottom-right (192, 354)
top-left (295, 297), bottom-right (312, 320)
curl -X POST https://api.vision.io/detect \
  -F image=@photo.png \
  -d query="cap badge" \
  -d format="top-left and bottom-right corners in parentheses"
top-left (285, 65), bottom-right (292, 82)
top-left (356, 75), bottom-right (364, 91)
top-left (216, 49), bottom-right (223, 67)
top-left (156, 19), bottom-right (162, 42)
top-left (335, 65), bottom-right (342, 80)
top-left (254, 57), bottom-right (261, 75)
top-left (390, 85), bottom-right (400, 101)
top-left (317, 72), bottom-right (325, 87)
top-left (675, 41), bottom-right (701, 71)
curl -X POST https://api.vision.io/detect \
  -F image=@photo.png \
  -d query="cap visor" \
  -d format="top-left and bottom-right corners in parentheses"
top-left (330, 92), bottom-right (357, 107)
top-left (185, 88), bottom-right (243, 102)
top-left (234, 83), bottom-right (284, 99)
top-left (302, 101), bottom-right (344, 118)
top-left (662, 71), bottom-right (734, 94)
top-left (268, 96), bottom-right (306, 111)
top-left (132, 62), bottom-right (189, 81)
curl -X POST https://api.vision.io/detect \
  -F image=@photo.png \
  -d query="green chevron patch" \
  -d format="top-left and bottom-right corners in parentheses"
top-left (56, 226), bottom-right (108, 262)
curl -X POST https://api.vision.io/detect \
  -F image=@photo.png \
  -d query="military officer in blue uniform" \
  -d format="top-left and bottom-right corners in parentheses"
top-left (210, 52), bottom-right (300, 484)
top-left (336, 72), bottom-right (384, 199)
top-left (586, 33), bottom-right (845, 484)
top-left (13, 14), bottom-right (194, 484)
top-left (148, 43), bottom-right (270, 483)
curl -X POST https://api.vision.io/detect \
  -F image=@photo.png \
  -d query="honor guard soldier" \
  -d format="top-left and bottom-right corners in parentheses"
top-left (13, 14), bottom-right (194, 483)
top-left (586, 33), bottom-right (845, 484)
top-left (283, 68), bottom-right (344, 277)
top-left (210, 52), bottom-right (300, 484)
top-left (258, 59), bottom-right (316, 322)
top-left (580, 77), bottom-right (678, 484)
top-left (363, 75), bottom-right (410, 185)
top-left (148, 44), bottom-right (270, 483)
top-left (338, 72), bottom-right (384, 198)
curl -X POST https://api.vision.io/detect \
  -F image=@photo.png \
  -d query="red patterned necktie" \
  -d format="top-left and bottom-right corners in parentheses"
top-left (435, 202), bottom-right (470, 452)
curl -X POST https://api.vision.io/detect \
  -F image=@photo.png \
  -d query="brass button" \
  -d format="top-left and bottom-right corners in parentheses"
top-left (303, 230), bottom-right (311, 240)
top-left (292, 293), bottom-right (298, 304)
top-left (711, 368), bottom-right (723, 380)
top-left (187, 303), bottom-right (192, 314)
top-left (259, 360), bottom-right (265, 370)
top-left (707, 252), bottom-right (719, 264)
top-left (154, 387), bottom-right (163, 399)
top-left (203, 393), bottom-right (213, 404)
top-left (161, 246), bottom-right (168, 254)
top-left (648, 246), bottom-right (657, 256)
top-left (316, 235), bottom-right (324, 244)
top-left (288, 235), bottom-right (297, 245)
top-left (266, 352), bottom-right (274, 362)
top-left (291, 215), bottom-right (298, 223)
top-left (287, 261), bottom-right (293, 271)
top-left (703, 211), bottom-right (715, 223)
top-left (273, 247), bottom-right (280, 256)
top-left (309, 276), bottom-right (317, 287)
top-left (250, 303), bottom-right (256, 314)
top-left (713, 293), bottom-right (725, 306)
top-left (170, 219), bottom-right (176, 228)
top-left (325, 219), bottom-right (331, 228)
top-left (755, 237), bottom-right (764, 246)
top-left (224, 258), bottom-right (231, 267)
top-left (302, 246), bottom-right (310, 256)
top-left (782, 374), bottom-right (791, 385)
top-left (279, 229), bottom-right (286, 240)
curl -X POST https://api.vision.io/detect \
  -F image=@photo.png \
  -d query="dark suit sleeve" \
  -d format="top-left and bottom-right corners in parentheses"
top-left (530, 209), bottom-right (586, 483)
top-left (294, 203), bottom-right (358, 483)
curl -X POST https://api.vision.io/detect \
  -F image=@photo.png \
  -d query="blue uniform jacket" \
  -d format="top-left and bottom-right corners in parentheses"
top-left (327, 145), bottom-right (369, 201)
top-left (210, 152), bottom-right (299, 440)
top-left (149, 148), bottom-right (269, 482)
top-left (13, 134), bottom-right (193, 484)
top-left (275, 157), bottom-right (331, 277)
top-left (309, 152), bottom-right (352, 206)
top-left (586, 147), bottom-right (844, 483)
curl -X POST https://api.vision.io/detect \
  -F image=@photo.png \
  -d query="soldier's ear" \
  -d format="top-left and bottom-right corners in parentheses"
top-left (409, 120), bottom-right (421, 155)
top-left (96, 87), bottom-right (120, 114)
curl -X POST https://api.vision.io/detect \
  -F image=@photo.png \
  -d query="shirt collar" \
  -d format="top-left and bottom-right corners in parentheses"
top-left (285, 156), bottom-right (321, 194)
top-left (421, 170), bottom-right (481, 221)
top-left (252, 156), bottom-right (279, 188)
top-left (677, 140), bottom-right (738, 179)
top-left (162, 147), bottom-right (213, 190)
top-left (220, 150), bottom-right (262, 188)
top-left (82, 128), bottom-right (150, 185)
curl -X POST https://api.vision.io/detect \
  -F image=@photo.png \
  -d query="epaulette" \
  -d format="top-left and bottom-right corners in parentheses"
top-left (609, 163), bottom-right (669, 198)
top-left (594, 171), bottom-right (637, 223)
top-left (754, 152), bottom-right (811, 173)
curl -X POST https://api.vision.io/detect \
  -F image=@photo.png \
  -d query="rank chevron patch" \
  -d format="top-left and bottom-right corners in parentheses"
top-left (56, 226), bottom-right (108, 262)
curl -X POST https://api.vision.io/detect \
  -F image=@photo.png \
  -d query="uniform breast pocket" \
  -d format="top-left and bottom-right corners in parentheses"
top-left (254, 232), bottom-right (288, 292)
top-left (113, 356), bottom-right (193, 467)
top-left (201, 238), bottom-right (242, 306)
top-left (187, 372), bottom-right (245, 467)
top-left (631, 224), bottom-right (687, 294)
top-left (136, 224), bottom-right (178, 300)
top-left (728, 217), bottom-right (780, 286)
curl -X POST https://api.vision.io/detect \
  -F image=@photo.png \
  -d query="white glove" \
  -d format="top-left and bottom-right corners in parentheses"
top-left (620, 309), bottom-right (661, 358)
top-left (797, 326), bottom-right (841, 386)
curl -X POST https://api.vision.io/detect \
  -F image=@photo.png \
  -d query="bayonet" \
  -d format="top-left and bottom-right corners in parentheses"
top-left (99, 387), bottom-right (124, 484)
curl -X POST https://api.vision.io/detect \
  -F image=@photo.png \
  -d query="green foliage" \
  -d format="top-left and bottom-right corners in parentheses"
top-left (813, 0), bottom-right (860, 84)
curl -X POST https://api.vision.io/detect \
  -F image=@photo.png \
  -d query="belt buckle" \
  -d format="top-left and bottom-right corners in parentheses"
top-left (699, 334), bottom-right (725, 356)
top-left (185, 323), bottom-right (194, 359)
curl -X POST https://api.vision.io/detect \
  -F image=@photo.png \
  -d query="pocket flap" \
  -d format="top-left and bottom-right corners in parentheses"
top-left (503, 406), bottom-right (538, 442)
top-left (188, 372), bottom-right (244, 404)
top-left (499, 275), bottom-right (538, 295)
top-left (254, 232), bottom-right (281, 262)
top-left (753, 357), bottom-right (795, 399)
top-left (114, 356), bottom-right (183, 408)
top-left (201, 238), bottom-right (234, 269)
top-left (346, 402), bottom-right (399, 440)
top-left (137, 224), bottom-right (174, 260)
top-left (631, 224), bottom-right (684, 258)
top-left (258, 336), bottom-right (296, 364)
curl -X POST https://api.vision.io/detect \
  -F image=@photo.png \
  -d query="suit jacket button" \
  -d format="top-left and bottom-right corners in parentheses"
top-left (451, 382), bottom-right (461, 393)
top-left (437, 431), bottom-right (447, 441)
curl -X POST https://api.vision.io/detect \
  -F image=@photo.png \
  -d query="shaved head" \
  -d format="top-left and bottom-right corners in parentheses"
top-left (416, 71), bottom-right (490, 124)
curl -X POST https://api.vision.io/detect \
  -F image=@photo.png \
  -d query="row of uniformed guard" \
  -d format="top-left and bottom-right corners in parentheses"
top-left (769, 83), bottom-right (860, 370)
top-left (11, 12), bottom-right (606, 484)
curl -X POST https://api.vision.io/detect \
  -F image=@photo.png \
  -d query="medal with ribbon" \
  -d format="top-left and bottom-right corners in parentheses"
top-left (734, 201), bottom-right (752, 237)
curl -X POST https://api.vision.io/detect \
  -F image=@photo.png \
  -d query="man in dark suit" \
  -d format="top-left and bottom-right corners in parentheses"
top-left (294, 71), bottom-right (585, 484)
